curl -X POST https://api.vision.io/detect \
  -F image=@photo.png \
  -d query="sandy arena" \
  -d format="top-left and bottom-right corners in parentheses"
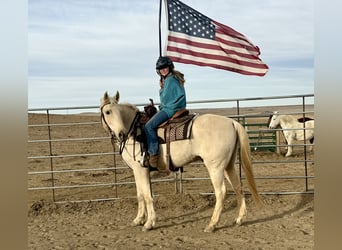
top-left (28, 105), bottom-right (314, 250)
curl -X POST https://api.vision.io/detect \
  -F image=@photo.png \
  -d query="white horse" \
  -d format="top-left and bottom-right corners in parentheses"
top-left (268, 112), bottom-right (314, 157)
top-left (100, 91), bottom-right (263, 232)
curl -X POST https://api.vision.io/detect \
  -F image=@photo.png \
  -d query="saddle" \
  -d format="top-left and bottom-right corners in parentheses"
top-left (139, 100), bottom-right (197, 172)
top-left (158, 109), bottom-right (194, 142)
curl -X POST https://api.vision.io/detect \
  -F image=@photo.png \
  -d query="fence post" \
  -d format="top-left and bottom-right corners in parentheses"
top-left (276, 130), bottom-right (281, 155)
top-left (46, 109), bottom-right (56, 202)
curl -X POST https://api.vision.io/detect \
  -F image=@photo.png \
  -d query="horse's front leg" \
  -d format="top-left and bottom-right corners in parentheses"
top-left (131, 191), bottom-right (146, 226)
top-left (285, 138), bottom-right (293, 157)
top-left (132, 165), bottom-right (156, 231)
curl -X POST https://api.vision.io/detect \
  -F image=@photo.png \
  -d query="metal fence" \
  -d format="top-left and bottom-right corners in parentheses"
top-left (28, 94), bottom-right (314, 203)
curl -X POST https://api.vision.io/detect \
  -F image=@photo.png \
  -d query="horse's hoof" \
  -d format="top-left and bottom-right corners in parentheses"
top-left (204, 225), bottom-right (215, 233)
top-left (131, 221), bottom-right (142, 227)
top-left (131, 219), bottom-right (144, 226)
top-left (141, 221), bottom-right (155, 232)
top-left (235, 219), bottom-right (244, 226)
top-left (235, 219), bottom-right (242, 226)
top-left (141, 226), bottom-right (153, 232)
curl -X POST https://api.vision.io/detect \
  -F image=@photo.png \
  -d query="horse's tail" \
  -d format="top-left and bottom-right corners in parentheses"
top-left (233, 120), bottom-right (264, 207)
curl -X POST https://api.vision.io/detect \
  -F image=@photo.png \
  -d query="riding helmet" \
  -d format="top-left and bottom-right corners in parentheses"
top-left (155, 56), bottom-right (174, 70)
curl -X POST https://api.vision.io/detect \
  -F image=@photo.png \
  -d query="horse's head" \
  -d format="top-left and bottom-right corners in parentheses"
top-left (100, 91), bottom-right (139, 142)
top-left (268, 111), bottom-right (280, 129)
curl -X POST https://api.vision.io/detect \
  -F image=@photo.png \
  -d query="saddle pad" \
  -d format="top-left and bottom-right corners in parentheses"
top-left (157, 114), bottom-right (197, 143)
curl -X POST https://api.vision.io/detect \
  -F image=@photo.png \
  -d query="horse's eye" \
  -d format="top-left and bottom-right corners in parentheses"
top-left (105, 110), bottom-right (110, 115)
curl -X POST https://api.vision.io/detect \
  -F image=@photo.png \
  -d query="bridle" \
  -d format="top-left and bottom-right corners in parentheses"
top-left (100, 103), bottom-right (141, 155)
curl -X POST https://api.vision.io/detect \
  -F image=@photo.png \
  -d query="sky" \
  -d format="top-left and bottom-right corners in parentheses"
top-left (28, 0), bottom-right (314, 110)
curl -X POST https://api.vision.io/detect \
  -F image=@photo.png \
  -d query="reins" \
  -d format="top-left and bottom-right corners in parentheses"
top-left (101, 104), bottom-right (141, 157)
top-left (118, 111), bottom-right (141, 156)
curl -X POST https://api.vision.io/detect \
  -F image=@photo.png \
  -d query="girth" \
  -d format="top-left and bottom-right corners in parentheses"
top-left (157, 112), bottom-right (197, 172)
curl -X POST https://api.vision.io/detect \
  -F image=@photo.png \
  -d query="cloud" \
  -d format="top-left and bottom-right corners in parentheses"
top-left (29, 0), bottom-right (159, 77)
top-left (28, 0), bottom-right (314, 108)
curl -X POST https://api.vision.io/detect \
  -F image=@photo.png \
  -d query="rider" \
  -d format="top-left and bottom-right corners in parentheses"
top-left (144, 56), bottom-right (187, 171)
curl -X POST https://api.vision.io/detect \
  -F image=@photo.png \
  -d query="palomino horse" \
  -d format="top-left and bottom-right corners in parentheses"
top-left (100, 91), bottom-right (263, 232)
top-left (268, 112), bottom-right (314, 157)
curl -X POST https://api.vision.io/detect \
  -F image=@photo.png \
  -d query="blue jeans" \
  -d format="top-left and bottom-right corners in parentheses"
top-left (144, 110), bottom-right (170, 155)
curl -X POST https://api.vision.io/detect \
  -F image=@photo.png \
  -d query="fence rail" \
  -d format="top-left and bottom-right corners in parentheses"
top-left (28, 94), bottom-right (314, 203)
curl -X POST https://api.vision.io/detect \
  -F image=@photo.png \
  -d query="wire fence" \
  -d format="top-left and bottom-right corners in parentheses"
top-left (28, 94), bottom-right (314, 203)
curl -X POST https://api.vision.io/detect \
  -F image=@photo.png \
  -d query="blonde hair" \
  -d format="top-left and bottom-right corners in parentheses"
top-left (172, 70), bottom-right (185, 86)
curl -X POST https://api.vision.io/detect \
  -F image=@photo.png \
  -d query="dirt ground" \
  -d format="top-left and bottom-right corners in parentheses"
top-left (28, 105), bottom-right (314, 250)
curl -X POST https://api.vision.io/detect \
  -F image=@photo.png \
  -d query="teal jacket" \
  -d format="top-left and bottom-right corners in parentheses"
top-left (159, 73), bottom-right (186, 118)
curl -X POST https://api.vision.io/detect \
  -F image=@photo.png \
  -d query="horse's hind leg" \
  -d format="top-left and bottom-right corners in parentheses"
top-left (224, 163), bottom-right (247, 225)
top-left (285, 146), bottom-right (293, 157)
top-left (204, 164), bottom-right (226, 233)
top-left (309, 137), bottom-right (314, 152)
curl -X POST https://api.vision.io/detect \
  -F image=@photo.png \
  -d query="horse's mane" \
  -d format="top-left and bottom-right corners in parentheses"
top-left (121, 102), bottom-right (139, 113)
top-left (100, 97), bottom-right (139, 113)
top-left (100, 98), bottom-right (111, 109)
top-left (100, 94), bottom-right (117, 109)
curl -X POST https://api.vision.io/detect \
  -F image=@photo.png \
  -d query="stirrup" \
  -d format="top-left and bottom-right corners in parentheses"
top-left (148, 166), bottom-right (158, 172)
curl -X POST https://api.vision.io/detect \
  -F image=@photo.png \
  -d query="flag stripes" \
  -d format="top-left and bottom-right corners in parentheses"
top-left (164, 0), bottom-right (269, 76)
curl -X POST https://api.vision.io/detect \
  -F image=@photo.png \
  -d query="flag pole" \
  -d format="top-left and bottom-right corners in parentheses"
top-left (158, 0), bottom-right (162, 57)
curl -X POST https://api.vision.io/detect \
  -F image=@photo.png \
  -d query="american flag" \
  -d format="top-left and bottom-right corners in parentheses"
top-left (164, 0), bottom-right (269, 76)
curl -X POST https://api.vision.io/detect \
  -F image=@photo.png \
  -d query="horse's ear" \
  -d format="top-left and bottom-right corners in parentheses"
top-left (114, 91), bottom-right (120, 103)
top-left (102, 91), bottom-right (109, 103)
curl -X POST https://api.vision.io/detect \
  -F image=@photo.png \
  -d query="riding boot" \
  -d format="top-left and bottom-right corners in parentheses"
top-left (148, 154), bottom-right (159, 169)
top-left (149, 154), bottom-right (172, 178)
top-left (142, 153), bottom-right (158, 171)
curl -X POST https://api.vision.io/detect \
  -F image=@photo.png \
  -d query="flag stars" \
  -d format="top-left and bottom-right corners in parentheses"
top-left (167, 0), bottom-right (215, 39)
